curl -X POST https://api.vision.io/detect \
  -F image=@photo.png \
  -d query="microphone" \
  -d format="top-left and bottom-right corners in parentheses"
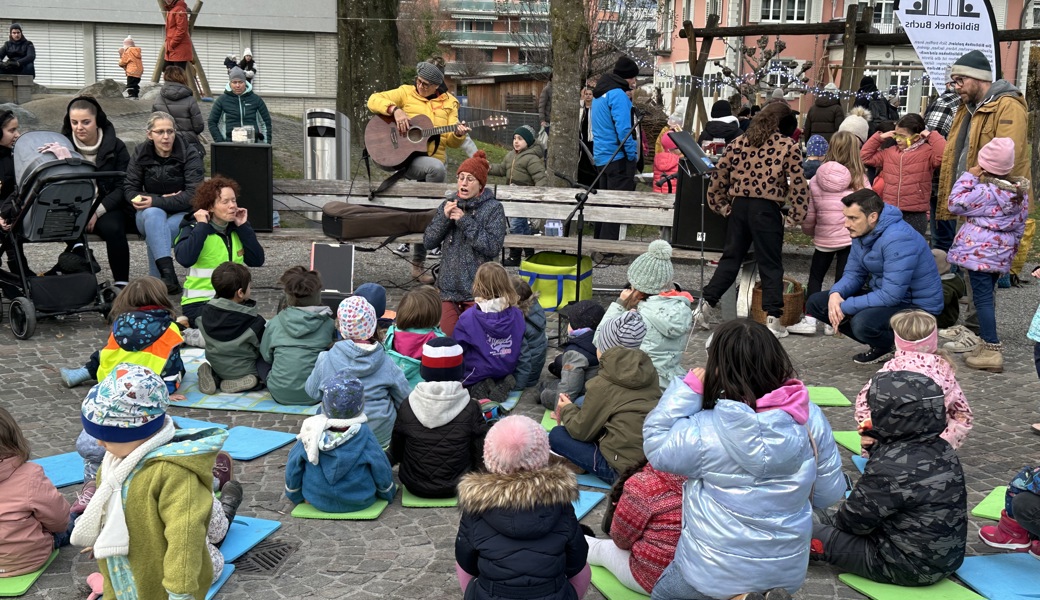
top-left (655, 173), bottom-right (678, 187)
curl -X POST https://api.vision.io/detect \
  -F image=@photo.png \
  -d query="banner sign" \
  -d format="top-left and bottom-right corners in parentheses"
top-left (895, 0), bottom-right (1000, 96)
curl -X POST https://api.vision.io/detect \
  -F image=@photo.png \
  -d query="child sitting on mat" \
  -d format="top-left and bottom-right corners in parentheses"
top-left (0, 406), bottom-right (70, 578)
top-left (262, 266), bottom-right (336, 406)
top-left (306, 296), bottom-right (410, 449)
top-left (549, 311), bottom-right (659, 485)
top-left (354, 282), bottom-right (395, 336)
top-left (811, 366), bottom-right (967, 586)
top-left (455, 415), bottom-right (590, 599)
top-left (384, 285), bottom-right (445, 388)
top-left (454, 263), bottom-right (526, 404)
top-left (391, 337), bottom-right (488, 499)
top-left (511, 276), bottom-right (547, 392)
top-left (196, 262), bottom-right (268, 394)
top-left (540, 300), bottom-right (606, 410)
top-left (286, 376), bottom-right (397, 514)
top-left (979, 467), bottom-right (1040, 555)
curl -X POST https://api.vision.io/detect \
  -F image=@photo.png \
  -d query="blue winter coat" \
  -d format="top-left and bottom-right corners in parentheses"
top-left (643, 378), bottom-right (846, 599)
top-left (304, 341), bottom-right (411, 448)
top-left (591, 74), bottom-right (638, 166)
top-left (513, 302), bottom-right (547, 390)
top-left (284, 423), bottom-right (396, 513)
top-left (830, 204), bottom-right (944, 315)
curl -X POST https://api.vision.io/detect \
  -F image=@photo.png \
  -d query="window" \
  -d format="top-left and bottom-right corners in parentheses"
top-left (675, 75), bottom-right (692, 97)
top-left (706, 0), bottom-right (721, 18)
top-left (761, 0), bottom-right (807, 22)
top-left (682, 0), bottom-right (692, 21)
top-left (873, 0), bottom-right (896, 24)
top-left (456, 20), bottom-right (493, 32)
top-left (597, 21), bottom-right (617, 36)
top-left (763, 59), bottom-right (797, 89)
top-left (865, 61), bottom-right (913, 116)
top-left (520, 21), bottom-right (548, 34)
top-left (519, 49), bottom-right (548, 64)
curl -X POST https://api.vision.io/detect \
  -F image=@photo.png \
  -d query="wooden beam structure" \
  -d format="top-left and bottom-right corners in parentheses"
top-left (685, 14), bottom-right (721, 132)
top-left (839, 4), bottom-right (859, 108)
top-left (151, 0), bottom-right (212, 98)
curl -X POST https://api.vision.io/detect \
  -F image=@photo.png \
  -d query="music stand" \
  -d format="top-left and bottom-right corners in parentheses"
top-left (665, 131), bottom-right (715, 295)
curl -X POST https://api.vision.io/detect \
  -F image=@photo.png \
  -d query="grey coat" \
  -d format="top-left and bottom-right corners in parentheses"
top-left (423, 187), bottom-right (506, 303)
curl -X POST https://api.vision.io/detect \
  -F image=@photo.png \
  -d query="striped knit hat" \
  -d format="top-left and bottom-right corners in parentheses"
top-left (420, 337), bottom-right (465, 382)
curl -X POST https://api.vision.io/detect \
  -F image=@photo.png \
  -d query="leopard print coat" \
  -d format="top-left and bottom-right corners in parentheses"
top-left (707, 132), bottom-right (810, 224)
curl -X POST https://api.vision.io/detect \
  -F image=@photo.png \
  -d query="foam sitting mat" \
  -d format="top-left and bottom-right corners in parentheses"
top-left (30, 452), bottom-right (84, 488)
top-left (206, 564), bottom-right (235, 600)
top-left (291, 499), bottom-right (391, 520)
top-left (955, 553), bottom-right (1038, 600)
top-left (837, 573), bottom-right (984, 600)
top-left (808, 386), bottom-right (853, 406)
top-left (541, 409), bottom-right (559, 432)
top-left (576, 474), bottom-right (613, 490)
top-left (221, 427), bottom-right (297, 461)
top-left (832, 431), bottom-right (862, 454)
top-left (172, 348), bottom-right (319, 415)
top-left (851, 454), bottom-right (868, 474)
top-left (220, 516), bottom-right (282, 563)
top-left (172, 416), bottom-right (229, 430)
top-left (401, 487), bottom-right (458, 508)
top-left (0, 550), bottom-right (58, 597)
top-left (573, 491), bottom-right (606, 520)
top-left (500, 390), bottom-right (523, 412)
top-left (970, 486), bottom-right (1007, 521)
top-left (589, 566), bottom-right (650, 600)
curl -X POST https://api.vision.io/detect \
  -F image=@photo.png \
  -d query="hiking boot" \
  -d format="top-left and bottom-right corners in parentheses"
top-left (943, 329), bottom-right (981, 353)
top-left (766, 316), bottom-right (788, 338)
top-left (61, 366), bottom-right (92, 388)
top-left (965, 341), bottom-right (1004, 373)
top-left (853, 346), bottom-right (894, 365)
top-left (220, 374), bottom-right (259, 393)
top-left (197, 362), bottom-right (218, 394)
top-left (786, 316), bottom-right (817, 336)
top-left (411, 263), bottom-right (435, 285)
top-left (693, 299), bottom-right (718, 330)
top-left (71, 479), bottom-right (96, 515)
top-left (182, 327), bottom-right (206, 348)
top-left (219, 480), bottom-right (244, 524)
top-left (155, 257), bottom-right (182, 295)
top-left (979, 510), bottom-right (1031, 550)
top-left (212, 451), bottom-right (233, 493)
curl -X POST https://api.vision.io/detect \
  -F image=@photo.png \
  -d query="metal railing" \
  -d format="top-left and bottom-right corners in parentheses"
top-left (460, 107), bottom-right (539, 147)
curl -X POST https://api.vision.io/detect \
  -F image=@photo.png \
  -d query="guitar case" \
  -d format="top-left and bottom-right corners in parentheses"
top-left (321, 202), bottom-right (436, 245)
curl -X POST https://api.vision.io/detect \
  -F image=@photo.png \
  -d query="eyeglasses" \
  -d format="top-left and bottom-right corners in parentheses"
top-left (415, 78), bottom-right (436, 89)
top-left (948, 77), bottom-right (967, 88)
top-left (456, 174), bottom-right (479, 184)
top-left (150, 129), bottom-right (176, 137)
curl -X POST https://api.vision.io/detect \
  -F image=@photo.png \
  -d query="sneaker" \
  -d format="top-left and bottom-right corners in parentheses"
top-left (943, 330), bottom-right (981, 353)
top-left (786, 317), bottom-right (817, 336)
top-left (197, 362), bottom-right (218, 394)
top-left (979, 510), bottom-right (1031, 549)
top-left (1029, 539), bottom-right (1040, 559)
top-left (219, 480), bottom-right (244, 524)
top-left (212, 451), bottom-right (233, 492)
top-left (182, 327), bottom-right (206, 348)
top-left (853, 347), bottom-right (894, 364)
top-left (939, 325), bottom-right (968, 340)
top-left (764, 589), bottom-right (793, 600)
top-left (71, 480), bottom-right (96, 515)
top-left (693, 299), bottom-right (717, 330)
top-left (392, 243), bottom-right (410, 256)
top-left (426, 247), bottom-right (441, 259)
top-left (766, 316), bottom-right (789, 338)
top-left (220, 374), bottom-right (259, 393)
top-left (61, 366), bottom-right (92, 388)
top-left (823, 324), bottom-right (835, 336)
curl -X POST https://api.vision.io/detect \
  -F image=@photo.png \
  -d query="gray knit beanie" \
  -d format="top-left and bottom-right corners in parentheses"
top-left (598, 311), bottom-right (647, 351)
top-left (950, 50), bottom-right (992, 82)
top-left (627, 240), bottom-right (674, 294)
top-left (228, 66), bottom-right (247, 82)
top-left (416, 62), bottom-right (445, 87)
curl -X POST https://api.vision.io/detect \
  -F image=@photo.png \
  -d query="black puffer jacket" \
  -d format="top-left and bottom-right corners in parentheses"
top-left (803, 96), bottom-right (845, 142)
top-left (123, 133), bottom-right (203, 214)
top-left (0, 37), bottom-right (35, 76)
top-left (152, 83), bottom-right (206, 155)
top-left (834, 369), bottom-right (967, 586)
top-left (697, 118), bottom-right (742, 144)
top-left (391, 381), bottom-right (488, 498)
top-left (456, 464), bottom-right (588, 600)
top-left (60, 96), bottom-right (131, 217)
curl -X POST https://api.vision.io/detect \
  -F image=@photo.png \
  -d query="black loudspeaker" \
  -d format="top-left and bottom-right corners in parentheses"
top-left (210, 143), bottom-right (274, 232)
top-left (670, 159), bottom-right (729, 252)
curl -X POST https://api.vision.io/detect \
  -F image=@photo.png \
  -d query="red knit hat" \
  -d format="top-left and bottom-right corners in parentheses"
top-left (457, 150), bottom-right (490, 189)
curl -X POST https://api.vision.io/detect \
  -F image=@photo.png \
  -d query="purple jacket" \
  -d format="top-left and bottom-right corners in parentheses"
top-left (454, 305), bottom-right (526, 386)
top-left (947, 172), bottom-right (1029, 273)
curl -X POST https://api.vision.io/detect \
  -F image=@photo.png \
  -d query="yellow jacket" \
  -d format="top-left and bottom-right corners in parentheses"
top-left (936, 85), bottom-right (1028, 220)
top-left (367, 84), bottom-right (464, 163)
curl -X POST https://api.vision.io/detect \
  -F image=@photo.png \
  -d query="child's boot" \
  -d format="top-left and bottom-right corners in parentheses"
top-left (197, 362), bottom-right (218, 394)
top-left (965, 341), bottom-right (1004, 373)
top-left (411, 261), bottom-right (435, 285)
top-left (219, 480), bottom-right (244, 524)
top-left (213, 450), bottom-right (233, 492)
top-left (61, 366), bottom-right (92, 388)
top-left (979, 510), bottom-right (1031, 549)
top-left (71, 479), bottom-right (96, 515)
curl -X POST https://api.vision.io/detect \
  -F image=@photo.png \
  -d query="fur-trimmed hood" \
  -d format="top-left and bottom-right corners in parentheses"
top-left (458, 463), bottom-right (578, 515)
top-left (980, 174), bottom-right (1030, 200)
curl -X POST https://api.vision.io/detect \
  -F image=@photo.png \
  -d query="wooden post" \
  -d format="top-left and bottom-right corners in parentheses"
top-left (1028, 44), bottom-right (1039, 206)
top-left (839, 4), bottom-right (858, 111)
top-left (680, 20), bottom-right (698, 131)
top-left (688, 13), bottom-right (720, 133)
top-left (848, 6), bottom-right (872, 109)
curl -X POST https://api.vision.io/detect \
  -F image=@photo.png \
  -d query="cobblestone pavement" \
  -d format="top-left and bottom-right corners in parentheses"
top-left (4, 237), bottom-right (1039, 600)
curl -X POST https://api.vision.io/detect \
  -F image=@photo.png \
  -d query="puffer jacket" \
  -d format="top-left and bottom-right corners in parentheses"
top-left (0, 457), bottom-right (70, 577)
top-left (424, 187), bottom-right (507, 302)
top-left (60, 96), bottom-right (131, 219)
top-left (197, 297), bottom-right (266, 379)
top-left (514, 302), bottom-right (547, 390)
top-left (947, 172), bottom-right (1029, 273)
top-left (860, 131), bottom-right (945, 213)
top-left (802, 161), bottom-right (859, 250)
top-left (0, 37), bottom-right (35, 76)
top-left (367, 84), bottom-right (465, 163)
top-left (937, 80), bottom-right (1028, 220)
top-left (803, 96), bottom-right (845, 142)
top-left (260, 306), bottom-right (336, 406)
top-left (835, 370), bottom-right (967, 585)
top-left (384, 326), bottom-right (445, 389)
top-left (208, 81), bottom-right (272, 143)
top-left (596, 292), bottom-right (693, 389)
top-left (456, 464), bottom-right (588, 600)
top-left (643, 377), bottom-right (846, 599)
top-left (830, 204), bottom-right (944, 315)
top-left (591, 74), bottom-right (637, 165)
top-left (163, 0), bottom-right (193, 62)
top-left (391, 381), bottom-right (488, 498)
top-left (123, 134), bottom-right (204, 215)
top-left (652, 150), bottom-right (680, 194)
top-left (118, 45), bottom-right (143, 78)
top-left (489, 145), bottom-right (548, 186)
top-left (153, 83), bottom-right (206, 155)
top-left (696, 117), bottom-right (742, 145)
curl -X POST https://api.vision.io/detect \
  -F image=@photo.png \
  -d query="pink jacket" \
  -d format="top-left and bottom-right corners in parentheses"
top-left (802, 161), bottom-right (859, 250)
top-left (860, 131), bottom-right (945, 213)
top-left (653, 151), bottom-right (681, 194)
top-left (0, 458), bottom-right (70, 577)
top-left (947, 173), bottom-right (1029, 273)
top-left (854, 351), bottom-right (972, 450)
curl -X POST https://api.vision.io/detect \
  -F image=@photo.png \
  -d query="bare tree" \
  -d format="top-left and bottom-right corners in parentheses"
top-left (456, 48), bottom-right (491, 78)
top-left (714, 36), bottom-right (813, 106)
top-left (546, 0), bottom-right (591, 185)
top-left (398, 0), bottom-right (446, 79)
top-left (338, 0), bottom-right (402, 140)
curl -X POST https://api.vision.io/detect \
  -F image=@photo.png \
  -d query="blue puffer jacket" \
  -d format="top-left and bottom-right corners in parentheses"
top-left (643, 378), bottom-right (846, 598)
top-left (513, 302), bottom-right (547, 390)
top-left (591, 74), bottom-right (637, 166)
top-left (830, 204), bottom-right (944, 315)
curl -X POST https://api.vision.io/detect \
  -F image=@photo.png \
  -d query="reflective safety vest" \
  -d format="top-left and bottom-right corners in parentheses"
top-left (98, 324), bottom-right (184, 390)
top-left (181, 230), bottom-right (244, 306)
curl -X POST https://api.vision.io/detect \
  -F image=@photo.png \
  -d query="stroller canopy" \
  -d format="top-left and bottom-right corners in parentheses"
top-left (13, 131), bottom-right (86, 191)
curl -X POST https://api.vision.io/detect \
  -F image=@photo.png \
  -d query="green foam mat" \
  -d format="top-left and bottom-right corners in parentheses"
top-left (589, 566), bottom-right (650, 600)
top-left (833, 431), bottom-right (862, 454)
top-left (541, 409), bottom-right (558, 432)
top-left (402, 487), bottom-right (458, 508)
top-left (291, 499), bottom-right (390, 520)
top-left (808, 386), bottom-right (853, 406)
top-left (838, 573), bottom-right (984, 600)
top-left (970, 486), bottom-right (1006, 521)
top-left (0, 549), bottom-right (58, 597)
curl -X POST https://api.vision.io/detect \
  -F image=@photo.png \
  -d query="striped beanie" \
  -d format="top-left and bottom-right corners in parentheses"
top-left (598, 310), bottom-right (647, 351)
top-left (420, 337), bottom-right (465, 382)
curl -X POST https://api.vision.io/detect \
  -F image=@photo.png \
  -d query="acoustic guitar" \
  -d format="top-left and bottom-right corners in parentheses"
top-left (364, 114), bottom-right (509, 169)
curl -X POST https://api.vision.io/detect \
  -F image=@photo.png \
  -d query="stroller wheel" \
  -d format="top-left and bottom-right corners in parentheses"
top-left (9, 297), bottom-right (36, 340)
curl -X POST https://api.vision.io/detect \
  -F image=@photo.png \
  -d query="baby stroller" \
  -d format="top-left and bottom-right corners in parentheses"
top-left (0, 131), bottom-right (124, 339)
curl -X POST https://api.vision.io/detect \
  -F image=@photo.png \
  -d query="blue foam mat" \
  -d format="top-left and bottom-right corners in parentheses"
top-left (206, 564), bottom-right (234, 600)
top-left (573, 491), bottom-right (605, 520)
top-left (173, 416), bottom-right (229, 430)
top-left (576, 474), bottom-right (613, 490)
top-left (955, 553), bottom-right (1038, 600)
top-left (220, 516), bottom-right (281, 563)
top-left (851, 455), bottom-right (868, 473)
top-left (172, 348), bottom-right (319, 415)
top-left (221, 427), bottom-right (297, 461)
top-left (500, 390), bottom-right (522, 412)
top-left (30, 452), bottom-right (84, 488)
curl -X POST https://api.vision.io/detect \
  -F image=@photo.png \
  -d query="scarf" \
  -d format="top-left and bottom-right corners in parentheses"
top-left (72, 129), bottom-right (103, 165)
top-left (298, 413), bottom-right (369, 465)
top-left (71, 417), bottom-right (176, 556)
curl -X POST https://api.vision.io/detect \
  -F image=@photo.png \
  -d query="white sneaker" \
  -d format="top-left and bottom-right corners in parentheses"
top-left (939, 325), bottom-right (968, 340)
top-left (182, 327), bottom-right (206, 348)
top-left (786, 317), bottom-right (818, 335)
top-left (693, 300), bottom-right (717, 330)
top-left (766, 316), bottom-right (789, 338)
top-left (943, 330), bottom-right (982, 353)
top-left (824, 324), bottom-right (835, 336)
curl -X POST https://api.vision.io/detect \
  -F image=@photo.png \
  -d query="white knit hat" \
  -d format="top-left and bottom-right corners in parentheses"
top-left (242, 48), bottom-right (252, 57)
top-left (838, 106), bottom-right (871, 143)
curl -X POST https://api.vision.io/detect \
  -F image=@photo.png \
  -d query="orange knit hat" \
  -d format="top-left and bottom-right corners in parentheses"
top-left (457, 150), bottom-right (490, 189)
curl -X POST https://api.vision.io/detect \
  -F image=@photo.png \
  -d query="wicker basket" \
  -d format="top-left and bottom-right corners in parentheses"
top-left (750, 277), bottom-right (804, 327)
